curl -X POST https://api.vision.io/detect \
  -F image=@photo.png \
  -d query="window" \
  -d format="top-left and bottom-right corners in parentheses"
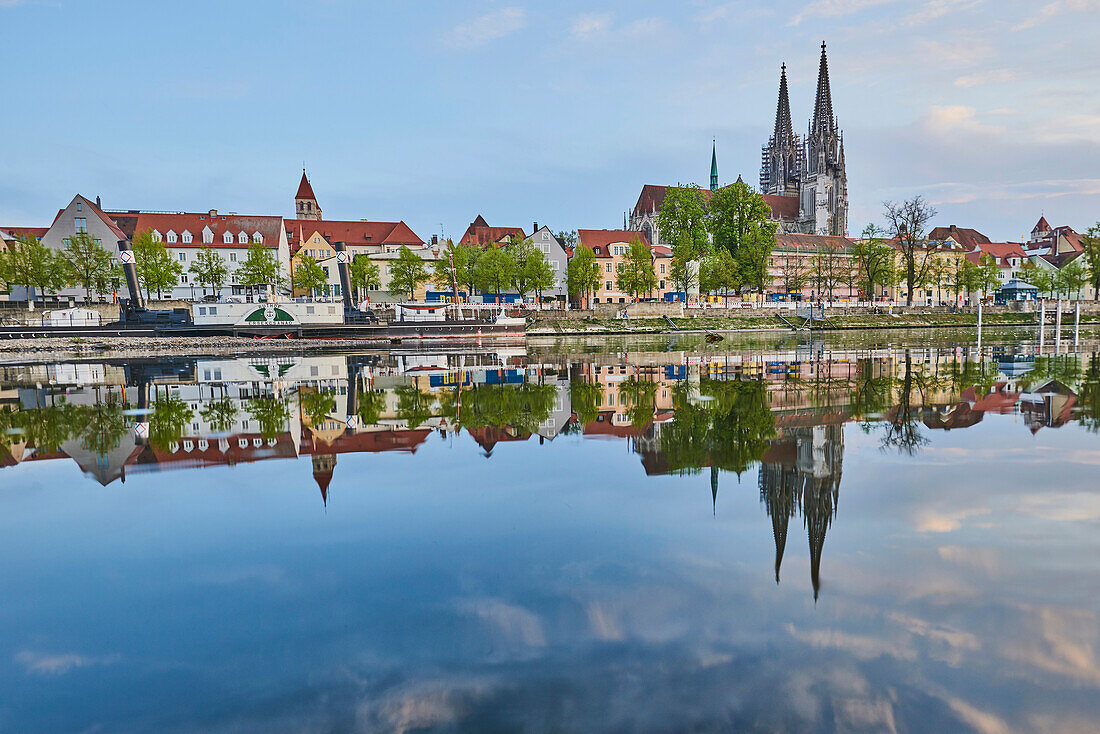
top-left (253, 232), bottom-right (263, 244)
top-left (605, 280), bottom-right (613, 290)
top-left (230, 253), bottom-right (236, 262)
top-left (542, 231), bottom-right (549, 241)
top-left (238, 232), bottom-right (248, 244)
top-left (152, 230), bottom-right (162, 242)
top-left (182, 230), bottom-right (192, 243)
top-left (605, 263), bottom-right (612, 273)
top-left (203, 227), bottom-right (213, 244)
top-left (74, 218), bottom-right (87, 232)
top-left (617, 263), bottom-right (625, 273)
top-left (178, 252), bottom-right (186, 261)
top-left (223, 231), bottom-right (233, 244)
top-left (594, 247), bottom-right (601, 254)
top-left (167, 230), bottom-right (177, 243)
top-left (181, 274), bottom-right (188, 283)
top-left (660, 264), bottom-right (666, 274)
top-left (209, 307), bottom-right (217, 315)
top-left (199, 308), bottom-right (206, 316)
top-left (76, 202), bottom-right (83, 212)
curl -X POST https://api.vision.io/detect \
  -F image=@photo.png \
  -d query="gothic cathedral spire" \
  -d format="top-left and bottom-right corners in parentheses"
top-left (295, 170), bottom-right (322, 221)
top-left (760, 63), bottom-right (803, 196)
top-left (803, 42), bottom-right (848, 237)
top-left (710, 140), bottom-right (719, 192)
top-left (811, 41), bottom-right (835, 137)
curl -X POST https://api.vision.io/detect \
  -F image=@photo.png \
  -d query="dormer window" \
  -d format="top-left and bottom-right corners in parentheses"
top-left (167, 230), bottom-right (177, 243)
top-left (223, 231), bottom-right (233, 244)
top-left (252, 232), bottom-right (263, 244)
top-left (202, 226), bottom-right (213, 244)
top-left (238, 231), bottom-right (248, 244)
top-left (594, 247), bottom-right (601, 254)
top-left (152, 230), bottom-right (162, 242)
top-left (181, 230), bottom-right (192, 243)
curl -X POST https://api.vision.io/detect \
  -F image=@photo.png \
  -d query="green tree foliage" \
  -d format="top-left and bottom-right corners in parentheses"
top-left (569, 378), bottom-right (602, 425)
top-left (5, 235), bottom-right (69, 302)
top-left (132, 230), bottom-right (183, 300)
top-left (708, 179), bottom-right (777, 293)
top-left (79, 392), bottom-right (130, 456)
top-left (431, 241), bottom-right (479, 299)
top-left (509, 236), bottom-right (554, 301)
top-left (394, 385), bottom-right (435, 428)
top-left (200, 399), bottom-right (238, 434)
top-left (556, 230), bottom-right (578, 249)
top-left (236, 243), bottom-right (285, 297)
top-left (292, 253), bottom-right (329, 297)
top-left (246, 396), bottom-right (292, 439)
top-left (1054, 260), bottom-right (1088, 299)
top-left (1081, 223), bottom-right (1100, 300)
top-left (619, 376), bottom-right (658, 430)
top-left (355, 389), bottom-right (387, 426)
top-left (300, 387), bottom-right (337, 426)
top-left (349, 254), bottom-right (381, 302)
top-left (567, 243), bottom-right (600, 307)
top-left (62, 231), bottom-right (114, 302)
top-left (473, 245), bottom-right (514, 299)
top-left (851, 225), bottom-right (895, 299)
top-left (658, 186), bottom-right (709, 296)
top-left (616, 239), bottom-right (657, 299)
top-left (189, 246), bottom-right (229, 295)
top-left (1077, 353), bottom-right (1100, 432)
top-left (976, 254), bottom-right (1002, 296)
top-left (147, 393), bottom-right (193, 450)
top-left (387, 246), bottom-right (429, 300)
top-left (700, 248), bottom-right (740, 302)
top-left (883, 196), bottom-right (938, 306)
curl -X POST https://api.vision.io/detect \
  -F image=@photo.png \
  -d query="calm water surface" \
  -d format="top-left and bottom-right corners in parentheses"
top-left (1, 332), bottom-right (1099, 733)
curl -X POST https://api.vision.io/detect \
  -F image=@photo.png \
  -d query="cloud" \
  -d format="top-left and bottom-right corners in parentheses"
top-left (446, 8), bottom-right (527, 49)
top-left (902, 0), bottom-right (984, 26)
top-left (457, 598), bottom-right (546, 649)
top-left (1014, 0), bottom-right (1099, 31)
top-left (15, 650), bottom-right (116, 676)
top-left (944, 696), bottom-right (1011, 734)
top-left (571, 12), bottom-right (612, 37)
top-left (790, 0), bottom-right (895, 26)
top-left (913, 501), bottom-right (991, 532)
top-left (923, 106), bottom-right (1005, 138)
top-left (954, 69), bottom-right (1020, 88)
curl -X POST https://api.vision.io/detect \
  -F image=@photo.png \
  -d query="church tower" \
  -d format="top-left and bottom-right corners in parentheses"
top-left (710, 141), bottom-right (719, 193)
top-left (760, 63), bottom-right (803, 197)
top-left (801, 43), bottom-right (848, 236)
top-left (295, 170), bottom-right (322, 221)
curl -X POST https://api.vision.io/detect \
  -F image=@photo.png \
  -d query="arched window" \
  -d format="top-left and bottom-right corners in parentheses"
top-left (252, 232), bottom-right (263, 244)
top-left (166, 230), bottom-right (177, 243)
top-left (202, 227), bottom-right (213, 244)
top-left (181, 230), bottom-right (192, 243)
top-left (238, 231), bottom-right (248, 244)
top-left (151, 230), bottom-right (162, 242)
top-left (223, 231), bottom-right (233, 244)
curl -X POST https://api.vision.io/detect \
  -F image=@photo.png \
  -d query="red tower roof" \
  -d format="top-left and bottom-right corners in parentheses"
top-left (296, 172), bottom-right (317, 200)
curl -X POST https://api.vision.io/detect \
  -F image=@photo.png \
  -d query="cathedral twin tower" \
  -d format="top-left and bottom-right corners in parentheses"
top-left (760, 43), bottom-right (848, 237)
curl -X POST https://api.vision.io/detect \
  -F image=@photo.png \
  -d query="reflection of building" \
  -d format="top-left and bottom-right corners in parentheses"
top-left (759, 416), bottom-right (845, 599)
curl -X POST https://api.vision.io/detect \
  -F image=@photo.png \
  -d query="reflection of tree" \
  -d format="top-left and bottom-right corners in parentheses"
top-left (619, 376), bottom-right (658, 430)
top-left (78, 392), bottom-right (129, 456)
top-left (948, 354), bottom-right (997, 397)
top-left (355, 390), bottom-right (387, 427)
top-left (660, 378), bottom-right (775, 475)
top-left (847, 359), bottom-right (894, 423)
top-left (299, 387), bottom-right (337, 426)
top-left (246, 396), bottom-right (291, 439)
top-left (18, 401), bottom-right (78, 452)
top-left (147, 394), bottom-right (192, 450)
top-left (451, 383), bottom-right (557, 434)
top-left (569, 378), bottom-right (602, 426)
top-left (1077, 353), bottom-right (1100, 432)
top-left (199, 399), bottom-right (238, 434)
top-left (395, 386), bottom-right (435, 429)
top-left (1020, 354), bottom-right (1082, 391)
top-left (881, 351), bottom-right (928, 454)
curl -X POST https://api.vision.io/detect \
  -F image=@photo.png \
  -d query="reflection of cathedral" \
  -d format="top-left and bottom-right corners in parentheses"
top-left (759, 421), bottom-right (844, 599)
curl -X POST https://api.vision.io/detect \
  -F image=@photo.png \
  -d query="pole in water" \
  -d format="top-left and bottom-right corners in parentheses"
top-left (1055, 299), bottom-right (1063, 353)
top-left (1039, 299), bottom-right (1046, 353)
top-left (976, 300), bottom-right (982, 351)
top-left (1075, 301), bottom-right (1081, 346)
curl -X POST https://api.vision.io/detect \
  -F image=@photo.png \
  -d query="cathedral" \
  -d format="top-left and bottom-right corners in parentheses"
top-left (628, 43), bottom-right (848, 241)
top-left (761, 43), bottom-right (848, 236)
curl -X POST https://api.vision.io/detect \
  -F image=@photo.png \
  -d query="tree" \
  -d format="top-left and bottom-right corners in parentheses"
top-left (973, 254), bottom-right (1001, 299)
top-left (567, 242), bottom-right (600, 308)
top-left (556, 230), bottom-right (578, 249)
top-left (777, 255), bottom-right (808, 297)
top-left (236, 243), bottom-right (285, 298)
top-left (61, 231), bottom-right (114, 302)
top-left (616, 239), bottom-right (657, 300)
top-left (246, 396), bottom-right (292, 439)
top-left (810, 242), bottom-right (845, 301)
top-left (700, 248), bottom-right (740, 304)
top-left (509, 236), bottom-right (553, 301)
top-left (883, 196), bottom-right (938, 306)
top-left (928, 258), bottom-right (951, 304)
top-left (147, 393), bottom-right (193, 450)
top-left (1055, 260), bottom-right (1088, 299)
top-left (708, 179), bottom-right (777, 294)
top-left (200, 399), bottom-right (238, 434)
top-left (1021, 261), bottom-right (1055, 297)
top-left (389, 246), bottom-right (430, 300)
top-left (431, 241), bottom-right (478, 299)
top-left (349, 254), bottom-right (381, 303)
top-left (189, 246), bottom-right (228, 295)
top-left (6, 234), bottom-right (69, 303)
top-left (131, 230), bottom-right (184, 300)
top-left (292, 253), bottom-right (329, 297)
top-left (473, 245), bottom-right (514, 300)
top-left (658, 185), bottom-right (709, 297)
top-left (1081, 223), bottom-right (1100, 300)
top-left (851, 225), bottom-right (895, 299)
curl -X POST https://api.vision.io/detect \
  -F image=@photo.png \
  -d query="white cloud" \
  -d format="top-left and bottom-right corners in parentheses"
top-left (1014, 0), bottom-right (1099, 31)
top-left (15, 650), bottom-right (116, 676)
top-left (446, 8), bottom-right (527, 49)
top-left (944, 696), bottom-right (1011, 734)
top-left (571, 12), bottom-right (612, 37)
top-left (903, 0), bottom-right (984, 26)
top-left (954, 69), bottom-right (1021, 88)
top-left (923, 106), bottom-right (1005, 137)
top-left (790, 0), bottom-right (895, 26)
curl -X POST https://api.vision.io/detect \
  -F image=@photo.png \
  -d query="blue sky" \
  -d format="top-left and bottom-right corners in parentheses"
top-left (1, 0), bottom-right (1098, 242)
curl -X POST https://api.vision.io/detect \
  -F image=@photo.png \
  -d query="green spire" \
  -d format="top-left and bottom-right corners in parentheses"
top-left (710, 139), bottom-right (719, 192)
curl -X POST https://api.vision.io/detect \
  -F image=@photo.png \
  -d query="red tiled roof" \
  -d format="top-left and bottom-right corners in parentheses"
top-left (295, 172), bottom-right (317, 200)
top-left (968, 241), bottom-right (1025, 268)
top-left (286, 218), bottom-right (423, 253)
top-left (1032, 216), bottom-right (1051, 234)
top-left (577, 229), bottom-right (649, 256)
top-left (929, 225), bottom-right (992, 250)
top-left (762, 193), bottom-right (800, 220)
top-left (651, 245), bottom-right (673, 257)
top-left (1, 226), bottom-right (49, 240)
top-left (111, 211), bottom-right (284, 249)
top-left (774, 233), bottom-right (854, 252)
top-left (459, 215), bottom-right (525, 247)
